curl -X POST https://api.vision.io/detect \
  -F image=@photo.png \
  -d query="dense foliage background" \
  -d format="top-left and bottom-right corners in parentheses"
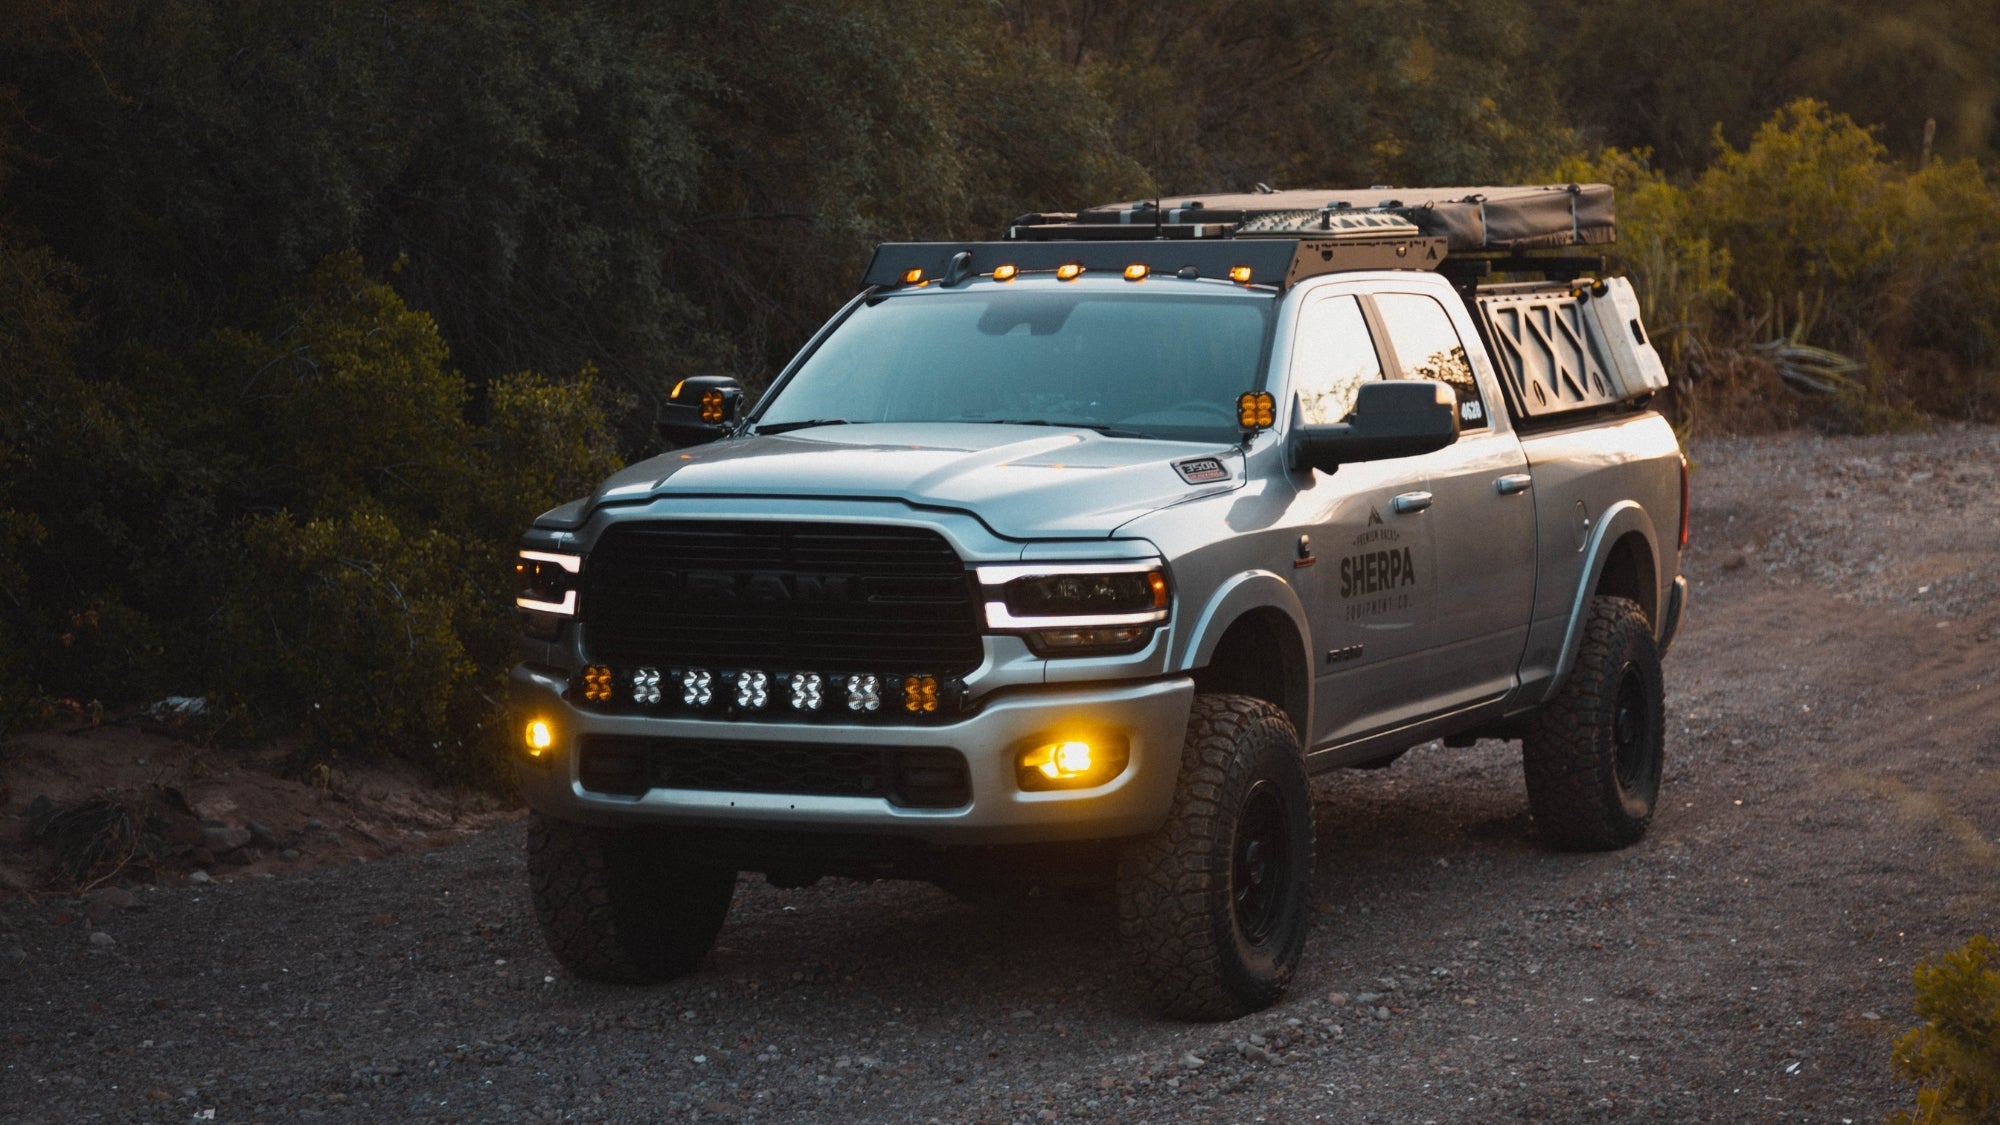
top-left (2, 0), bottom-right (1998, 769)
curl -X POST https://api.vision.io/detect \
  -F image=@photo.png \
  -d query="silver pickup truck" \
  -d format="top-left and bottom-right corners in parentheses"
top-left (510, 184), bottom-right (1688, 1019)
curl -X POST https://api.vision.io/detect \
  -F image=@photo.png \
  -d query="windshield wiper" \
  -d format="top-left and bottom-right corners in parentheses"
top-left (988, 419), bottom-right (1149, 438)
top-left (755, 419), bottom-right (851, 435)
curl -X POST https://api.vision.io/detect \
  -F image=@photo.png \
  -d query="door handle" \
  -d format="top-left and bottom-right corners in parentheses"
top-left (1494, 474), bottom-right (1534, 495)
top-left (1391, 490), bottom-right (1433, 514)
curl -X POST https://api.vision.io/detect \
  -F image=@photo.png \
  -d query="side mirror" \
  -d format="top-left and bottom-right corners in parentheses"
top-left (1288, 380), bottom-right (1459, 475)
top-left (658, 375), bottom-right (745, 449)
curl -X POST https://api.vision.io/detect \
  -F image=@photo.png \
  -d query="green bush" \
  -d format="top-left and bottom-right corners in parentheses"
top-left (1558, 99), bottom-right (2000, 433)
top-left (1891, 934), bottom-right (2000, 1125)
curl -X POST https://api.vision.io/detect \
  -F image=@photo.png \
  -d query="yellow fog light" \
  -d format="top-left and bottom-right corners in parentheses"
top-left (582, 665), bottom-right (614, 703)
top-left (1016, 737), bottom-right (1130, 791)
top-left (523, 718), bottom-right (556, 768)
top-left (903, 674), bottom-right (939, 714)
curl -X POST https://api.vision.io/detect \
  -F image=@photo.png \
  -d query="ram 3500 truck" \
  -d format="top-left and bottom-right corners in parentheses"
top-left (511, 184), bottom-right (1688, 1019)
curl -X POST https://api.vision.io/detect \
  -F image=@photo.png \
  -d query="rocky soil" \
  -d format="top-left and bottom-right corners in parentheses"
top-left (3, 426), bottom-right (1997, 1124)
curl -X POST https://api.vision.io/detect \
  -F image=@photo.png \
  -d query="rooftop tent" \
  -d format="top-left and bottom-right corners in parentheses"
top-left (1067, 183), bottom-right (1615, 253)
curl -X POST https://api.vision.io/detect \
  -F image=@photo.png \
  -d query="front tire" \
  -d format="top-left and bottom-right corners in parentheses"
top-left (1117, 694), bottom-right (1313, 1020)
top-left (527, 813), bottom-right (736, 984)
top-left (1521, 596), bottom-right (1665, 850)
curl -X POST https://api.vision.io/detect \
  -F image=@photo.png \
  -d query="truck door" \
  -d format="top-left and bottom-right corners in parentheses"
top-left (1285, 291), bottom-right (1442, 749)
top-left (1371, 291), bottom-right (1537, 710)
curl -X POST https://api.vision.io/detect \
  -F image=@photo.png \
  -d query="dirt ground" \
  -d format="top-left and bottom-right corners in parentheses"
top-left (1, 425), bottom-right (1996, 1123)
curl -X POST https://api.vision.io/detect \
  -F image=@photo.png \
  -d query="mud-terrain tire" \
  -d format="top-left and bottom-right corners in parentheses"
top-left (527, 813), bottom-right (736, 984)
top-left (1117, 694), bottom-right (1313, 1020)
top-left (1522, 595), bottom-right (1665, 851)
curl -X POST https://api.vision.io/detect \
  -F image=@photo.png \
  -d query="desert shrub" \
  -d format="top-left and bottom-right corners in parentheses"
top-left (1890, 933), bottom-right (2000, 1125)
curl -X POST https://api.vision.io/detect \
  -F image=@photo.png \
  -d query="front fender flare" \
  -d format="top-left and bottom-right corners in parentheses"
top-left (1179, 569), bottom-right (1313, 735)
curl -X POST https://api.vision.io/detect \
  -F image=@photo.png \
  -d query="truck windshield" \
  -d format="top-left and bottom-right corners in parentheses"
top-left (756, 287), bottom-right (1275, 442)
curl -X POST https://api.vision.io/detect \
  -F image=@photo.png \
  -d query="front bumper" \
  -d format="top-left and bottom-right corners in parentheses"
top-left (511, 664), bottom-right (1193, 845)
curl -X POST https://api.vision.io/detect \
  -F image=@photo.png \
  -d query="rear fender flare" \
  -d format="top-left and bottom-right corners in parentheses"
top-left (1543, 500), bottom-right (1660, 702)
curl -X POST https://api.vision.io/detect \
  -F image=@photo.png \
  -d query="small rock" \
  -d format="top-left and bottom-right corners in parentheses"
top-left (1240, 1044), bottom-right (1271, 1064)
top-left (306, 818), bottom-right (325, 831)
top-left (188, 870), bottom-right (211, 884)
top-left (202, 826), bottom-right (252, 854)
top-left (1355, 992), bottom-right (1382, 1005)
top-left (1374, 1006), bottom-right (1390, 1020)
top-left (1860, 1011), bottom-right (1882, 1021)
top-left (1179, 1052), bottom-right (1206, 1069)
top-left (90, 887), bottom-right (134, 910)
top-left (88, 931), bottom-right (115, 949)
top-left (1327, 991), bottom-right (1351, 1007)
top-left (279, 849), bottom-right (301, 863)
top-left (247, 822), bottom-right (278, 849)
top-left (4, 943), bottom-right (25, 964)
top-left (1008, 1008), bottom-right (1035, 1020)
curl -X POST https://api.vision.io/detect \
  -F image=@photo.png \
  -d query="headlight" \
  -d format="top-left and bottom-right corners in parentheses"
top-left (977, 560), bottom-right (1169, 656)
top-left (516, 550), bottom-right (581, 639)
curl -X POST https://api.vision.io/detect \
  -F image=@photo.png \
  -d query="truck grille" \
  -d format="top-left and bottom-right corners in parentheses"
top-left (578, 521), bottom-right (982, 674)
top-left (578, 736), bottom-right (970, 809)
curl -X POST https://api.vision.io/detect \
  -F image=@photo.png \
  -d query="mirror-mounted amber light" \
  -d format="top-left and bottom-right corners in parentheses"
top-left (1228, 265), bottom-right (1254, 283)
top-left (1123, 264), bottom-right (1149, 281)
top-left (902, 267), bottom-right (924, 284)
top-left (1237, 391), bottom-right (1276, 429)
top-left (992, 264), bottom-right (1018, 282)
top-left (1055, 263), bottom-right (1084, 281)
top-left (699, 388), bottom-right (726, 423)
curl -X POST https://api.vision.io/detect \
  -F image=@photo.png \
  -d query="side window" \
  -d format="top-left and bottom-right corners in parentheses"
top-left (1374, 292), bottom-right (1489, 431)
top-left (1290, 294), bottom-right (1382, 424)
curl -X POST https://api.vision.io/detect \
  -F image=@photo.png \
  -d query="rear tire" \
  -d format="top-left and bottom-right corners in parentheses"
top-left (527, 813), bottom-right (735, 984)
top-left (1521, 596), bottom-right (1665, 850)
top-left (1117, 694), bottom-right (1313, 1020)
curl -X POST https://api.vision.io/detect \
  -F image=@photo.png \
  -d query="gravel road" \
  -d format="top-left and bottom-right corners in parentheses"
top-left (4, 426), bottom-right (1998, 1124)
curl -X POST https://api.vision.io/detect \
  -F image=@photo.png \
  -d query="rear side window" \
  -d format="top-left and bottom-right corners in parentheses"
top-left (1374, 292), bottom-right (1488, 430)
top-left (1290, 294), bottom-right (1383, 425)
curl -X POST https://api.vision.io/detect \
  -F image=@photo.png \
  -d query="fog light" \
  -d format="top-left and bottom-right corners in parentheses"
top-left (523, 718), bottom-right (556, 768)
top-left (789, 673), bottom-right (824, 712)
top-left (682, 668), bottom-right (714, 707)
top-left (903, 675), bottom-right (939, 714)
top-left (846, 674), bottom-right (881, 713)
top-left (583, 665), bottom-right (614, 703)
top-left (735, 670), bottom-right (769, 709)
top-left (1016, 737), bottom-right (1130, 791)
top-left (631, 667), bottom-right (662, 705)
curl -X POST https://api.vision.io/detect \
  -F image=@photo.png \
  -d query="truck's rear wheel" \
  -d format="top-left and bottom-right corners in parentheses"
top-left (1521, 595), bottom-right (1665, 850)
top-left (527, 813), bottom-right (735, 984)
top-left (1117, 694), bottom-right (1313, 1020)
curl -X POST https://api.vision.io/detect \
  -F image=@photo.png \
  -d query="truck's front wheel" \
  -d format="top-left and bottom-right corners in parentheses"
top-left (1117, 694), bottom-right (1313, 1020)
top-left (1521, 595), bottom-right (1665, 850)
top-left (527, 813), bottom-right (735, 984)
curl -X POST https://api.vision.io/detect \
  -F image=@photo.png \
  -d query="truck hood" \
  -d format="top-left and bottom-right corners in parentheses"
top-left (582, 423), bottom-right (1244, 539)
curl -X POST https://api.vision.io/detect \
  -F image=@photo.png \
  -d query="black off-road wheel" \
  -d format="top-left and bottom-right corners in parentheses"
top-left (1521, 596), bottom-right (1665, 851)
top-left (527, 813), bottom-right (736, 984)
top-left (1117, 694), bottom-right (1314, 1021)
